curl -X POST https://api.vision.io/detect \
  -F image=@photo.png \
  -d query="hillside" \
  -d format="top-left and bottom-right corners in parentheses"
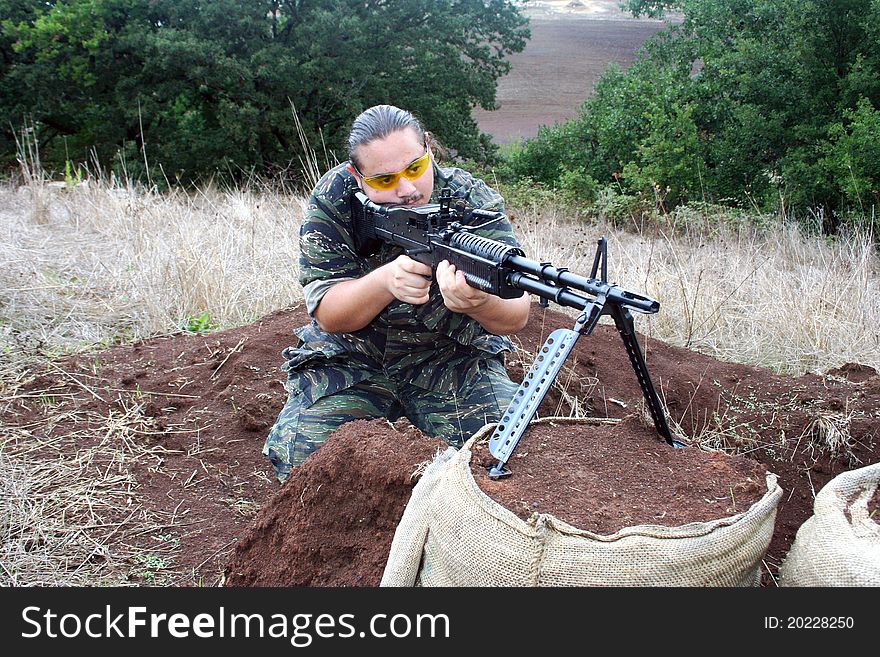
top-left (474, 3), bottom-right (672, 143)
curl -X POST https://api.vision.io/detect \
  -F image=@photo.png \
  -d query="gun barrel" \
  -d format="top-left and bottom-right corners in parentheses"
top-left (507, 256), bottom-right (659, 314)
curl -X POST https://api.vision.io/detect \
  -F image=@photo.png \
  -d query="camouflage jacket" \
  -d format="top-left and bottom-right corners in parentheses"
top-left (284, 162), bottom-right (524, 405)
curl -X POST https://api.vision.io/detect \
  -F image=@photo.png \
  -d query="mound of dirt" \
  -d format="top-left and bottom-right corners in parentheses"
top-left (222, 415), bottom-right (770, 587)
top-left (6, 302), bottom-right (879, 585)
top-left (469, 416), bottom-right (770, 533)
top-left (223, 419), bottom-right (446, 587)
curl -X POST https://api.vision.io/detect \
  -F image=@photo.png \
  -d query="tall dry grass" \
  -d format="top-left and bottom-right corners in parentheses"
top-left (1, 173), bottom-right (308, 585)
top-left (0, 177), bottom-right (305, 355)
top-left (514, 205), bottom-right (879, 376)
top-left (2, 175), bottom-right (878, 373)
top-left (637, 224), bottom-right (878, 375)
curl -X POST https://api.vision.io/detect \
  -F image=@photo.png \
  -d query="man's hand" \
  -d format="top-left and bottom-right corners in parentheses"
top-left (436, 259), bottom-right (531, 334)
top-left (385, 254), bottom-right (433, 305)
top-left (313, 254), bottom-right (432, 332)
top-left (435, 259), bottom-right (491, 313)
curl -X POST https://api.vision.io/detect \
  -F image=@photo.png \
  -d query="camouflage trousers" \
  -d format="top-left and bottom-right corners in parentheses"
top-left (262, 358), bottom-right (517, 482)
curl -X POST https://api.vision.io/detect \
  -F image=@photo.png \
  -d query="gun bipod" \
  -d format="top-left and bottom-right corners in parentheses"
top-left (487, 306), bottom-right (599, 479)
top-left (487, 271), bottom-right (683, 479)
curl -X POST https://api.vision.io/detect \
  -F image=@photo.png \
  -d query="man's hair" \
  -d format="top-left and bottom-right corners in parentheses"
top-left (347, 105), bottom-right (425, 169)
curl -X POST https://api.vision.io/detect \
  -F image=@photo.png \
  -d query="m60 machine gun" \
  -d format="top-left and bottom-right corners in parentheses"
top-left (352, 189), bottom-right (683, 479)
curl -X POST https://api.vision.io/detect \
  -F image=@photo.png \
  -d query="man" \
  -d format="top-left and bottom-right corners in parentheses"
top-left (263, 104), bottom-right (531, 482)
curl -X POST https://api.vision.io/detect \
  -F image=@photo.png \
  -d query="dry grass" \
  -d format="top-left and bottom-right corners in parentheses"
top-left (1, 384), bottom-right (184, 586)
top-left (3, 176), bottom-right (877, 375)
top-left (0, 177), bottom-right (304, 356)
top-left (513, 207), bottom-right (880, 376)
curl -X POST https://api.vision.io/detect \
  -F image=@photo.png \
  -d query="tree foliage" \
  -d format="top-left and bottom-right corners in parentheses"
top-left (0, 0), bottom-right (528, 185)
top-left (510, 0), bottom-right (880, 225)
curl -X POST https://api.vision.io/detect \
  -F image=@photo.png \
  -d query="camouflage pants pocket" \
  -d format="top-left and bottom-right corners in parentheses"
top-left (262, 392), bottom-right (308, 483)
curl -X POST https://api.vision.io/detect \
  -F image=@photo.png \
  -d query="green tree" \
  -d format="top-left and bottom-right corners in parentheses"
top-left (800, 97), bottom-right (880, 220)
top-left (621, 101), bottom-right (704, 208)
top-left (1, 0), bottom-right (528, 184)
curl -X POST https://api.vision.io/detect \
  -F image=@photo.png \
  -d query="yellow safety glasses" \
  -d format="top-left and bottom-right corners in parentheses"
top-left (352, 148), bottom-right (431, 191)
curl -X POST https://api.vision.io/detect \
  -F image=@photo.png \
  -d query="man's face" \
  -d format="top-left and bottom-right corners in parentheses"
top-left (352, 128), bottom-right (434, 206)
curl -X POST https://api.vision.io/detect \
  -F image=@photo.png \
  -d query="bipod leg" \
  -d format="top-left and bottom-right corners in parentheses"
top-left (609, 304), bottom-right (683, 448)
top-left (487, 307), bottom-right (602, 478)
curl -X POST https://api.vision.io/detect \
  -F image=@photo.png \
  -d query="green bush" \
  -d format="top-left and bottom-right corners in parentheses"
top-left (824, 98), bottom-right (880, 213)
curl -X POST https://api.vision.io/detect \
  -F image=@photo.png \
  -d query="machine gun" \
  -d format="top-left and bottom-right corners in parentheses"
top-left (351, 189), bottom-right (683, 479)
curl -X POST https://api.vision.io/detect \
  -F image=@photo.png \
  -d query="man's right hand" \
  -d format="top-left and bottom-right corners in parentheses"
top-left (384, 255), bottom-right (433, 305)
top-left (313, 254), bottom-right (433, 333)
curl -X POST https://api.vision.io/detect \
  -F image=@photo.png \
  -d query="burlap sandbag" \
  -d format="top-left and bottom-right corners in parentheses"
top-left (382, 418), bottom-right (782, 587)
top-left (381, 446), bottom-right (457, 587)
top-left (779, 461), bottom-right (880, 586)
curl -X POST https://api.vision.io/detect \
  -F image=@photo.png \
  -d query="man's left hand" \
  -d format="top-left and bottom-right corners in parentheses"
top-left (435, 259), bottom-right (490, 314)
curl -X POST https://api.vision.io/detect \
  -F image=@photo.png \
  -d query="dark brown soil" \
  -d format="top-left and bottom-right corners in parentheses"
top-left (468, 416), bottom-right (769, 534)
top-left (224, 414), bottom-right (769, 587)
top-left (7, 301), bottom-right (879, 586)
top-left (223, 419), bottom-right (447, 587)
